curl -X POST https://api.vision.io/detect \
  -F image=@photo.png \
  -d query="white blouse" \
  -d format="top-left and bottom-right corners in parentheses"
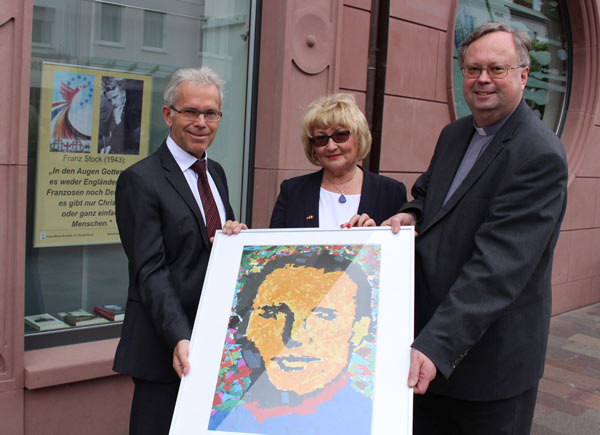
top-left (318, 188), bottom-right (360, 228)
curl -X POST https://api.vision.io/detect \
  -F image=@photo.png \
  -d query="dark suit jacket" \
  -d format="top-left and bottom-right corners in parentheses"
top-left (401, 100), bottom-right (568, 401)
top-left (113, 141), bottom-right (234, 383)
top-left (269, 167), bottom-right (407, 228)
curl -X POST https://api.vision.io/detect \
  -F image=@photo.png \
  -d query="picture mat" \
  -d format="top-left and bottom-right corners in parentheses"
top-left (170, 227), bottom-right (414, 435)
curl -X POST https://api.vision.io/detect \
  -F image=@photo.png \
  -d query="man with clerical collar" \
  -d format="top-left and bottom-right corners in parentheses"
top-left (385, 22), bottom-right (568, 434)
top-left (113, 66), bottom-right (246, 435)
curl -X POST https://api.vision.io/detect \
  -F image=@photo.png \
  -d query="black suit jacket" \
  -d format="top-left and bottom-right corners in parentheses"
top-left (113, 142), bottom-right (234, 382)
top-left (269, 167), bottom-right (407, 228)
top-left (401, 100), bottom-right (568, 400)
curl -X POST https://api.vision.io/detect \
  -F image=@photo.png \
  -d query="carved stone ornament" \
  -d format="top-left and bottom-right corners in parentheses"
top-left (292, 9), bottom-right (335, 75)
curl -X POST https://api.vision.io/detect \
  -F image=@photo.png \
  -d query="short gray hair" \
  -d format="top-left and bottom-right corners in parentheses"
top-left (458, 22), bottom-right (531, 69)
top-left (164, 67), bottom-right (225, 107)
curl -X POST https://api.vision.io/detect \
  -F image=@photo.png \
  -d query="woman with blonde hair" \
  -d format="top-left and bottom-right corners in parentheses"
top-left (270, 93), bottom-right (406, 228)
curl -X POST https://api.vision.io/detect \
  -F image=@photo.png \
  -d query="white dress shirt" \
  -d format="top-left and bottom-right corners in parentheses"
top-left (166, 136), bottom-right (227, 226)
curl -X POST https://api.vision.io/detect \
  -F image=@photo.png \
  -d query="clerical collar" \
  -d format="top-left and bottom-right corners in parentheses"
top-left (473, 105), bottom-right (518, 136)
top-left (473, 118), bottom-right (505, 136)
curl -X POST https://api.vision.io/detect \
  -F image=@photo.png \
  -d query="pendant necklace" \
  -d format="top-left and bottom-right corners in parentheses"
top-left (325, 167), bottom-right (358, 204)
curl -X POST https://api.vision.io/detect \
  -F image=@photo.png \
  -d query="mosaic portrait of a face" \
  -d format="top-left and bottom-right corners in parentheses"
top-left (208, 245), bottom-right (380, 434)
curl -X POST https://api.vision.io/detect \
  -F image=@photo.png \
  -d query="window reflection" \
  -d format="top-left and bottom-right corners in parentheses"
top-left (32, 6), bottom-right (55, 45)
top-left (26, 0), bottom-right (254, 346)
top-left (143, 10), bottom-right (165, 49)
top-left (454, 0), bottom-right (570, 133)
top-left (98, 3), bottom-right (123, 43)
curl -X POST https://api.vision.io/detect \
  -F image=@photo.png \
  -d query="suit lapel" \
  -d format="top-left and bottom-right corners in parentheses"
top-left (423, 138), bottom-right (505, 233)
top-left (357, 166), bottom-right (374, 215)
top-left (304, 171), bottom-right (322, 227)
top-left (420, 101), bottom-right (529, 235)
top-left (208, 159), bottom-right (235, 221)
top-left (426, 121), bottom-right (474, 219)
top-left (158, 143), bottom-right (211, 247)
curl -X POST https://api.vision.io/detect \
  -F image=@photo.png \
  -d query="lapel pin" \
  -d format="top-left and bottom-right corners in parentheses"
top-left (306, 215), bottom-right (314, 220)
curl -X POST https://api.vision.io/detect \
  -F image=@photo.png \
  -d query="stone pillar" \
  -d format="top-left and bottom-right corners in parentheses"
top-left (252, 0), bottom-right (344, 227)
top-left (0, 0), bottom-right (32, 433)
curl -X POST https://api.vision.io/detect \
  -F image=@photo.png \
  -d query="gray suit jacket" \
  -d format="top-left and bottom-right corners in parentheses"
top-left (113, 142), bottom-right (234, 382)
top-left (401, 100), bottom-right (568, 400)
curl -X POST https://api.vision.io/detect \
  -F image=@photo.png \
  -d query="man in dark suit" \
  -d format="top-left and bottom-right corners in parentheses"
top-left (114, 66), bottom-right (246, 435)
top-left (385, 23), bottom-right (568, 434)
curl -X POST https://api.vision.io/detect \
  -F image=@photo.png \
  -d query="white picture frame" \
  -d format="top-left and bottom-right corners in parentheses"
top-left (170, 227), bottom-right (414, 435)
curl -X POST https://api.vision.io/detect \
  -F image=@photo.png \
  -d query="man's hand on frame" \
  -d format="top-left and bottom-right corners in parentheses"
top-left (407, 348), bottom-right (437, 394)
top-left (173, 339), bottom-right (191, 379)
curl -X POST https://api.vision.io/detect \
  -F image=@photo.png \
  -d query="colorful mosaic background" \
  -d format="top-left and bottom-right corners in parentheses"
top-left (210, 244), bottom-right (381, 415)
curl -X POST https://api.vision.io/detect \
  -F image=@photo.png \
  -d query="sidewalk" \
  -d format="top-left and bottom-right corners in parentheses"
top-left (532, 302), bottom-right (600, 434)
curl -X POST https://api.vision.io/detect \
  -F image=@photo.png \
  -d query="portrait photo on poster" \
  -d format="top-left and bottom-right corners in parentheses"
top-left (97, 76), bottom-right (143, 155)
top-left (169, 228), bottom-right (414, 435)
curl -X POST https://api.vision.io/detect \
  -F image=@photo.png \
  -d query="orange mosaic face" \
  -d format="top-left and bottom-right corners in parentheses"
top-left (245, 265), bottom-right (359, 396)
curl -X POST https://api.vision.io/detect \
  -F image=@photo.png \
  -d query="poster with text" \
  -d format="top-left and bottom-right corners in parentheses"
top-left (34, 62), bottom-right (152, 247)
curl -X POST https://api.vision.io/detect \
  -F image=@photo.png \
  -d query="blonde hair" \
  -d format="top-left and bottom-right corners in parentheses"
top-left (301, 93), bottom-right (372, 166)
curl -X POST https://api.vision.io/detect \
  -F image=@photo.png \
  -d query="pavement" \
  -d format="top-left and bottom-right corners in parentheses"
top-left (532, 302), bottom-right (600, 434)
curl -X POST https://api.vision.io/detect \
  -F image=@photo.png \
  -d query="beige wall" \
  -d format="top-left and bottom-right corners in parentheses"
top-left (2, 0), bottom-right (600, 433)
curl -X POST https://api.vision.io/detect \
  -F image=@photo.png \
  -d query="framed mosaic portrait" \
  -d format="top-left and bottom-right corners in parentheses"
top-left (170, 227), bottom-right (414, 435)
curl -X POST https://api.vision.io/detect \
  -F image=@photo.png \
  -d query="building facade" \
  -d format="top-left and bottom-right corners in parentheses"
top-left (1, 0), bottom-right (599, 433)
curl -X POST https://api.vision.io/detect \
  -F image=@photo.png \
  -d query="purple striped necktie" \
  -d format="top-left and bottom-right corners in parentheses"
top-left (191, 160), bottom-right (221, 239)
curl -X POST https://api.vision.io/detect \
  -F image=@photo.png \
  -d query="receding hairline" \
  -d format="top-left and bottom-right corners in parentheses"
top-left (457, 22), bottom-right (531, 69)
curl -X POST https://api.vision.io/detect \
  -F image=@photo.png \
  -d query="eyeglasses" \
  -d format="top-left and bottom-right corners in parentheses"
top-left (170, 106), bottom-right (223, 122)
top-left (308, 130), bottom-right (351, 147)
top-left (462, 65), bottom-right (524, 79)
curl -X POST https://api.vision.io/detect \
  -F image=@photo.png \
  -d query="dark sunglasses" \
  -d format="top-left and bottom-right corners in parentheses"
top-left (308, 130), bottom-right (351, 147)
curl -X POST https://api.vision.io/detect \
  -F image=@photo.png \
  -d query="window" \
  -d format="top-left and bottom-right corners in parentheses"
top-left (32, 6), bottom-right (54, 45)
top-left (98, 3), bottom-right (123, 43)
top-left (454, 0), bottom-right (571, 133)
top-left (27, 0), bottom-right (257, 349)
top-left (143, 10), bottom-right (165, 49)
